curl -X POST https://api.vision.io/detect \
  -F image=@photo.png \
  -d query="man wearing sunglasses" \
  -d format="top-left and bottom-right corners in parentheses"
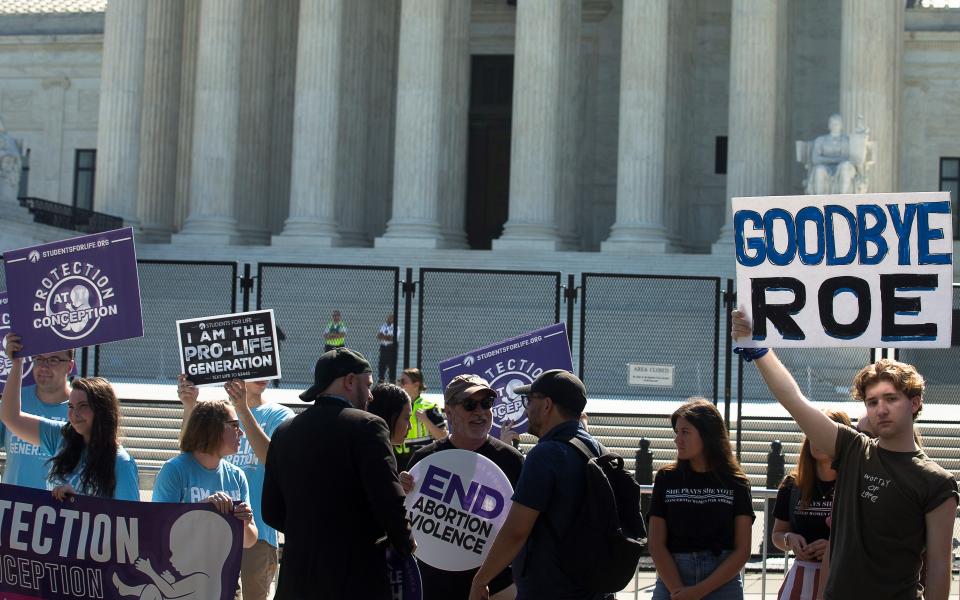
top-left (400, 374), bottom-right (524, 600)
top-left (0, 334), bottom-right (72, 489)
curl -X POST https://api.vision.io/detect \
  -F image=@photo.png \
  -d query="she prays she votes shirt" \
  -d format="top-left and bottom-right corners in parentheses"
top-left (0, 386), bottom-right (68, 489)
top-left (152, 452), bottom-right (250, 506)
top-left (649, 466), bottom-right (754, 553)
top-left (37, 418), bottom-right (140, 501)
top-left (774, 475), bottom-right (834, 545)
top-left (223, 402), bottom-right (293, 548)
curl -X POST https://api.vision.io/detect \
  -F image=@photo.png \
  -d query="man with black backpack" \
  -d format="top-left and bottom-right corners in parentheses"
top-left (469, 370), bottom-right (646, 600)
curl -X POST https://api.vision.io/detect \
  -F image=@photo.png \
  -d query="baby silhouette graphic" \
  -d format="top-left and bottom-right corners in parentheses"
top-left (63, 284), bottom-right (92, 333)
top-left (113, 510), bottom-right (234, 600)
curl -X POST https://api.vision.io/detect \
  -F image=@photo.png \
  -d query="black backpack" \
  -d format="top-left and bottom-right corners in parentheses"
top-left (551, 436), bottom-right (648, 593)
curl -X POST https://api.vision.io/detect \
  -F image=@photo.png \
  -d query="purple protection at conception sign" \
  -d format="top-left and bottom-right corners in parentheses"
top-left (438, 322), bottom-right (573, 436)
top-left (2, 228), bottom-right (144, 357)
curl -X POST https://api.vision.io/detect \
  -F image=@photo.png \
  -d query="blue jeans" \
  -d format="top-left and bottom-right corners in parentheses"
top-left (652, 551), bottom-right (743, 600)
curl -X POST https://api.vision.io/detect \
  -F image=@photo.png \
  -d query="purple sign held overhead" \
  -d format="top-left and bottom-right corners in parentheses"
top-left (1, 291), bottom-right (35, 392)
top-left (2, 228), bottom-right (144, 357)
top-left (0, 483), bottom-right (242, 600)
top-left (438, 323), bottom-right (573, 436)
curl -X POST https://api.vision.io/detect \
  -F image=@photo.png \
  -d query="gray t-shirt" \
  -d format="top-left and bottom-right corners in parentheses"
top-left (826, 425), bottom-right (958, 600)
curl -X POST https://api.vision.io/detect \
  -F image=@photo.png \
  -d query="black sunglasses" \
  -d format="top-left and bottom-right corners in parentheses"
top-left (458, 396), bottom-right (495, 411)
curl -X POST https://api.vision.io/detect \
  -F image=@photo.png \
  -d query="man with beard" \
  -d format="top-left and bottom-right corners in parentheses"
top-left (262, 347), bottom-right (414, 599)
top-left (400, 374), bottom-right (523, 600)
top-left (470, 370), bottom-right (611, 600)
top-left (0, 335), bottom-right (72, 489)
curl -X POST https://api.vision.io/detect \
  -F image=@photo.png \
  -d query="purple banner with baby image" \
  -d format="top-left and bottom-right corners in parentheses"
top-left (2, 228), bottom-right (144, 357)
top-left (1, 291), bottom-right (35, 392)
top-left (438, 323), bottom-right (573, 436)
top-left (0, 483), bottom-right (242, 600)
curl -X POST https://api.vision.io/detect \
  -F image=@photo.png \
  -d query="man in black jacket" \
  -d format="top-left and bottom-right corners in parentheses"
top-left (262, 348), bottom-right (414, 599)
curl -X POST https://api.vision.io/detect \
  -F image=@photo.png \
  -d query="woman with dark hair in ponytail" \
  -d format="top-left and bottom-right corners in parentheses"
top-left (648, 398), bottom-right (754, 600)
top-left (2, 335), bottom-right (139, 500)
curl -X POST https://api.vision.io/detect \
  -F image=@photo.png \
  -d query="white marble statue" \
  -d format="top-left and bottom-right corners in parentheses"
top-left (796, 114), bottom-right (874, 195)
top-left (0, 115), bottom-right (23, 205)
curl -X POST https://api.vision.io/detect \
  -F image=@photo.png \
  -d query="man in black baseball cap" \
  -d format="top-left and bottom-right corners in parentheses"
top-left (471, 369), bottom-right (611, 600)
top-left (263, 347), bottom-right (413, 599)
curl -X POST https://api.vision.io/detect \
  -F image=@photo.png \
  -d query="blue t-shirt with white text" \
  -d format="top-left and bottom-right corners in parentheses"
top-left (152, 452), bottom-right (250, 506)
top-left (222, 402), bottom-right (293, 548)
top-left (37, 418), bottom-right (140, 500)
top-left (0, 386), bottom-right (68, 489)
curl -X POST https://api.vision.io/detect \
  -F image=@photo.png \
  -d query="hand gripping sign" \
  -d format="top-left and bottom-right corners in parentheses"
top-left (1, 291), bottom-right (35, 392)
top-left (733, 192), bottom-right (953, 347)
top-left (177, 310), bottom-right (281, 386)
top-left (438, 323), bottom-right (573, 437)
top-left (404, 449), bottom-right (514, 571)
top-left (2, 228), bottom-right (144, 357)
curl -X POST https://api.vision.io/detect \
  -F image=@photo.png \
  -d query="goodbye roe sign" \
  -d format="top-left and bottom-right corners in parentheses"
top-left (734, 192), bottom-right (953, 347)
top-left (405, 450), bottom-right (513, 571)
top-left (177, 310), bottom-right (281, 386)
top-left (2, 228), bottom-right (144, 356)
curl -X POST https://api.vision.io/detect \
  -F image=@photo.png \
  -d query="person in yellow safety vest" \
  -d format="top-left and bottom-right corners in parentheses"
top-left (395, 368), bottom-right (446, 470)
top-left (323, 310), bottom-right (347, 352)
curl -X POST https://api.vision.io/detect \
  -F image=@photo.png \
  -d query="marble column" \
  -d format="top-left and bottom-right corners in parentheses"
top-left (137, 0), bottom-right (183, 242)
top-left (93, 0), bottom-right (147, 225)
top-left (493, 0), bottom-right (581, 251)
top-left (42, 78), bottom-right (70, 203)
top-left (840, 0), bottom-right (903, 193)
top-left (268, 0), bottom-right (299, 235)
top-left (713, 0), bottom-right (782, 254)
top-left (602, 0), bottom-right (669, 253)
top-left (376, 0), bottom-right (470, 249)
top-left (173, 0), bottom-right (242, 244)
top-left (173, 0), bottom-right (199, 231)
top-left (234, 0), bottom-right (275, 245)
top-left (274, 0), bottom-right (352, 246)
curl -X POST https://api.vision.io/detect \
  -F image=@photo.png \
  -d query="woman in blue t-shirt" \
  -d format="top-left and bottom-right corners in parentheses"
top-left (648, 398), bottom-right (754, 600)
top-left (1, 334), bottom-right (139, 500)
top-left (152, 399), bottom-right (257, 548)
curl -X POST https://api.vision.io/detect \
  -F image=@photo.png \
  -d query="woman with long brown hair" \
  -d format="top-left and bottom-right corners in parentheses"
top-left (772, 410), bottom-right (850, 600)
top-left (648, 398), bottom-right (754, 600)
top-left (1, 334), bottom-right (139, 500)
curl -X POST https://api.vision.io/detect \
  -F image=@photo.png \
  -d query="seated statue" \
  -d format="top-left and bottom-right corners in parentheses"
top-left (796, 114), bottom-right (873, 195)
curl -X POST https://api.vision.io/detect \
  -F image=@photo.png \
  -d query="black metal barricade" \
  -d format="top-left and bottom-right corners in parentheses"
top-left (578, 274), bottom-right (722, 404)
top-left (896, 283), bottom-right (960, 405)
top-left (416, 268), bottom-right (561, 391)
top-left (257, 263), bottom-right (400, 387)
top-left (95, 260), bottom-right (238, 381)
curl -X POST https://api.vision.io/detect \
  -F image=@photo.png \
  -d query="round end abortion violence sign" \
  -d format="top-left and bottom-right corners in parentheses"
top-left (404, 449), bottom-right (513, 572)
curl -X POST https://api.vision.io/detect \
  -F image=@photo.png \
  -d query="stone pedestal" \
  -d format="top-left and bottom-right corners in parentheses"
top-left (94, 0), bottom-right (147, 225)
top-left (713, 0), bottom-right (782, 254)
top-left (602, 0), bottom-right (669, 254)
top-left (377, 0), bottom-right (470, 250)
top-left (173, 0), bottom-right (242, 245)
top-left (493, 0), bottom-right (581, 251)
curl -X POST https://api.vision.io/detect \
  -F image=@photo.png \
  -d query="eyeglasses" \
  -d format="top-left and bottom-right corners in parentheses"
top-left (520, 393), bottom-right (544, 409)
top-left (34, 356), bottom-right (70, 367)
top-left (457, 396), bottom-right (495, 412)
top-left (224, 419), bottom-right (241, 431)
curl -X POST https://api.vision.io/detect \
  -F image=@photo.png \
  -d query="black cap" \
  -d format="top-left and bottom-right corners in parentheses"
top-left (299, 347), bottom-right (372, 402)
top-left (514, 369), bottom-right (587, 415)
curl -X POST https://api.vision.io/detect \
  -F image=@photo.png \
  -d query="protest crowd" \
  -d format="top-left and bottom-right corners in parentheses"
top-left (0, 195), bottom-right (957, 600)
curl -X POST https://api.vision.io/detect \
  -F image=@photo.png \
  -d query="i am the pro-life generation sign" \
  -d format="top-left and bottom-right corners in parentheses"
top-left (404, 450), bottom-right (513, 572)
top-left (438, 323), bottom-right (573, 436)
top-left (176, 310), bottom-right (281, 386)
top-left (2, 228), bottom-right (144, 357)
top-left (733, 192), bottom-right (953, 348)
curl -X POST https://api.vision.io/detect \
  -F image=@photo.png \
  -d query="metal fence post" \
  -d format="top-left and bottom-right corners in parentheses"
top-left (239, 263), bottom-right (254, 312)
top-left (564, 273), bottom-right (576, 350)
top-left (765, 440), bottom-right (785, 557)
top-left (402, 268), bottom-right (415, 370)
top-left (723, 280), bottom-right (734, 428)
top-left (635, 438), bottom-right (654, 517)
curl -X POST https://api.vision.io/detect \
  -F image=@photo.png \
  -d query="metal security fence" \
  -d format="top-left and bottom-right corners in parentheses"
top-left (95, 260), bottom-right (237, 381)
top-left (257, 263), bottom-right (399, 387)
top-left (579, 274), bottom-right (721, 403)
top-left (897, 283), bottom-right (960, 405)
top-left (737, 347), bottom-right (872, 405)
top-left (417, 268), bottom-right (561, 391)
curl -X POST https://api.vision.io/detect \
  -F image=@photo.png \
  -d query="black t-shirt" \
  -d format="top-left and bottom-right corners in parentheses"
top-left (649, 466), bottom-right (755, 554)
top-left (408, 436), bottom-right (524, 600)
top-left (773, 475), bottom-right (834, 545)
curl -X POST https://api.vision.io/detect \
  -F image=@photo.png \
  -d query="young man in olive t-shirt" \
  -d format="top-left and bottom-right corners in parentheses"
top-left (733, 310), bottom-right (958, 600)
